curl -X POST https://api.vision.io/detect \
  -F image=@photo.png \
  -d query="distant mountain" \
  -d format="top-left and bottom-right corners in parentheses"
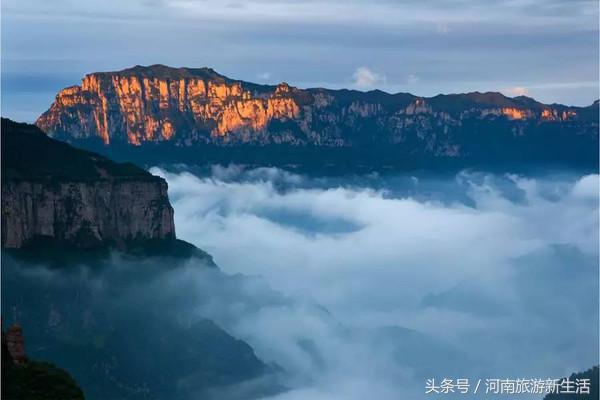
top-left (36, 65), bottom-right (598, 170)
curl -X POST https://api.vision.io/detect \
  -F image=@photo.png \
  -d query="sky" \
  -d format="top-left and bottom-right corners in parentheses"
top-left (1, 0), bottom-right (599, 122)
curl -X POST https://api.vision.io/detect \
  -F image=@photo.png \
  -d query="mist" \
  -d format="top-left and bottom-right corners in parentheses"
top-left (154, 166), bottom-right (599, 399)
top-left (3, 167), bottom-right (598, 399)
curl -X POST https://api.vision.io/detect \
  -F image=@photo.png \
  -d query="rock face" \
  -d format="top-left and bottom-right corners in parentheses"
top-left (2, 181), bottom-right (175, 249)
top-left (37, 66), bottom-right (305, 146)
top-left (1, 323), bottom-right (85, 400)
top-left (36, 65), bottom-right (598, 168)
top-left (1, 119), bottom-right (175, 249)
top-left (4, 324), bottom-right (26, 365)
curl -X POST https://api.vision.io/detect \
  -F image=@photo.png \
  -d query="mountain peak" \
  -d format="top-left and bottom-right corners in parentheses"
top-left (91, 64), bottom-right (232, 82)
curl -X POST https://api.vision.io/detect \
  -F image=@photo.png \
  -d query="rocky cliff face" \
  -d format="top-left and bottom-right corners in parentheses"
top-left (2, 180), bottom-right (175, 249)
top-left (2, 323), bottom-right (85, 400)
top-left (37, 65), bottom-right (306, 146)
top-left (1, 119), bottom-right (175, 249)
top-left (36, 65), bottom-right (598, 160)
top-left (4, 324), bottom-right (26, 365)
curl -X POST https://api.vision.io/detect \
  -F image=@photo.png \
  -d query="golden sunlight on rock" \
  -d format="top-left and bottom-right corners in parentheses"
top-left (34, 66), bottom-right (593, 150)
top-left (161, 121), bottom-right (175, 140)
top-left (70, 74), bottom-right (305, 142)
top-left (66, 74), bottom-right (305, 143)
top-left (501, 107), bottom-right (526, 120)
top-left (541, 109), bottom-right (556, 120)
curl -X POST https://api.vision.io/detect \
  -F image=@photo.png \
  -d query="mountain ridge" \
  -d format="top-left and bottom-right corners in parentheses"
top-left (71, 64), bottom-right (599, 107)
top-left (35, 64), bottom-right (599, 170)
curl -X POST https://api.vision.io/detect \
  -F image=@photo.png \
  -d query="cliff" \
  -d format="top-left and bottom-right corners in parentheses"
top-left (2, 324), bottom-right (85, 400)
top-left (36, 65), bottom-right (599, 169)
top-left (4, 324), bottom-right (26, 365)
top-left (1, 118), bottom-right (176, 250)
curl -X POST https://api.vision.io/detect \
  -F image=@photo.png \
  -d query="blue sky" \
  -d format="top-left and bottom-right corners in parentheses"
top-left (2, 0), bottom-right (598, 122)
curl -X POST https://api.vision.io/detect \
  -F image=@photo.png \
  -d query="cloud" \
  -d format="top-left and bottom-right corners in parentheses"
top-left (148, 166), bottom-right (599, 399)
top-left (352, 67), bottom-right (386, 89)
top-left (571, 174), bottom-right (599, 200)
top-left (406, 73), bottom-right (419, 84)
top-left (503, 86), bottom-right (529, 97)
top-left (4, 167), bottom-right (598, 399)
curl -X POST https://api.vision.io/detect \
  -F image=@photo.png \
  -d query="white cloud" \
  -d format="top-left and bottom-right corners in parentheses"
top-left (14, 167), bottom-right (593, 399)
top-left (571, 174), bottom-right (599, 200)
top-left (406, 73), bottom-right (419, 85)
top-left (151, 167), bottom-right (599, 398)
top-left (352, 67), bottom-right (386, 89)
top-left (503, 86), bottom-right (529, 97)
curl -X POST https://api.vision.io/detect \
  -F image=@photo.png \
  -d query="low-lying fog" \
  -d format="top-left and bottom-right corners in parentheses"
top-left (152, 166), bottom-right (598, 399)
top-left (3, 166), bottom-right (598, 399)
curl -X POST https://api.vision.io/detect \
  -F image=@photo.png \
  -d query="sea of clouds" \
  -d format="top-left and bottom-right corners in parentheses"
top-left (149, 166), bottom-right (599, 399)
top-left (3, 166), bottom-right (597, 399)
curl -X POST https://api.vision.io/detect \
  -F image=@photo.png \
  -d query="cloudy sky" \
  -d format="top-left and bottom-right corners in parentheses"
top-left (1, 0), bottom-right (598, 121)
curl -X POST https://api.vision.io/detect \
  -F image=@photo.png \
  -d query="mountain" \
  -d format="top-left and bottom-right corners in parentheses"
top-left (1, 118), bottom-right (280, 399)
top-left (2, 324), bottom-right (85, 400)
top-left (1, 118), bottom-right (207, 259)
top-left (2, 253), bottom-right (280, 400)
top-left (36, 65), bottom-right (599, 170)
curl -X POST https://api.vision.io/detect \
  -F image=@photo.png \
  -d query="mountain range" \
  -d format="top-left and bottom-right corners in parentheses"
top-left (36, 65), bottom-right (599, 171)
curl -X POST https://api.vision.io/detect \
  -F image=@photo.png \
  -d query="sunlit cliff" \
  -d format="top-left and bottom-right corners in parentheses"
top-left (36, 65), bottom-right (598, 161)
top-left (37, 66), bottom-right (303, 146)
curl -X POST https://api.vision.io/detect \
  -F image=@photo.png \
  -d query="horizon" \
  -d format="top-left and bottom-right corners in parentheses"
top-left (2, 0), bottom-right (599, 122)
